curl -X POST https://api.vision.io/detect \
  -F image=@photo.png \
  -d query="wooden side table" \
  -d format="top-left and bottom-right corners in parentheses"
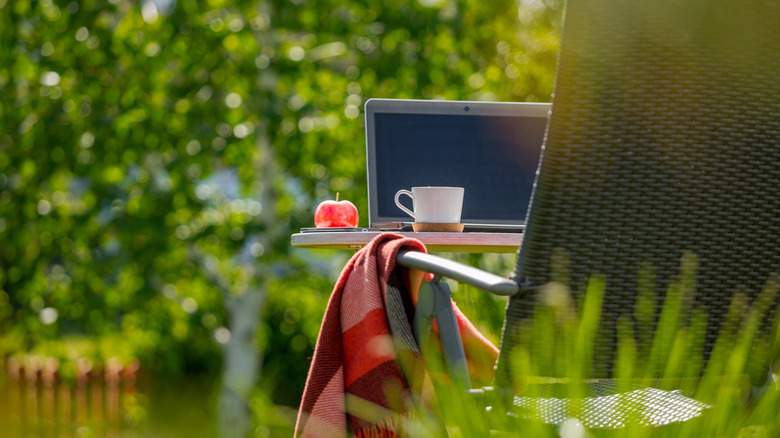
top-left (291, 231), bottom-right (522, 253)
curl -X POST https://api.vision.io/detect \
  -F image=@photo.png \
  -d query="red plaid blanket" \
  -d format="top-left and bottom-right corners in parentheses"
top-left (295, 233), bottom-right (498, 437)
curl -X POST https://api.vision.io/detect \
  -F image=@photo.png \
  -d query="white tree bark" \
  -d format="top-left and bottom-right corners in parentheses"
top-left (218, 285), bottom-right (264, 438)
top-left (213, 3), bottom-right (282, 436)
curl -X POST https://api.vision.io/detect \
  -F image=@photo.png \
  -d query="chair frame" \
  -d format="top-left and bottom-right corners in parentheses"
top-left (398, 250), bottom-right (519, 394)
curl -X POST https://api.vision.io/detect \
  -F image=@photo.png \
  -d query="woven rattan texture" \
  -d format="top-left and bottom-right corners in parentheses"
top-left (497, 0), bottom-right (780, 386)
top-left (513, 381), bottom-right (709, 429)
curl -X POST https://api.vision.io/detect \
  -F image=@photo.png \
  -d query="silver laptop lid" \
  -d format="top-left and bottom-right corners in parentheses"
top-left (365, 98), bottom-right (550, 230)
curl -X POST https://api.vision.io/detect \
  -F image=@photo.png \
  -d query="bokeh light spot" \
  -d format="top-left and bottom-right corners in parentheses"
top-left (37, 199), bottom-right (52, 215)
top-left (344, 105), bottom-right (359, 119)
top-left (40, 71), bottom-right (60, 86)
top-left (288, 46), bottom-right (305, 62)
top-left (225, 93), bottom-right (242, 108)
top-left (80, 132), bottom-right (95, 148)
top-left (41, 42), bottom-right (54, 56)
top-left (186, 140), bottom-right (201, 155)
top-left (75, 27), bottom-right (89, 42)
top-left (141, 1), bottom-right (159, 24)
top-left (145, 42), bottom-right (161, 57)
top-left (181, 298), bottom-right (198, 314)
top-left (214, 327), bottom-right (231, 344)
top-left (233, 124), bottom-right (250, 138)
top-left (39, 307), bottom-right (59, 325)
top-left (250, 242), bottom-right (264, 257)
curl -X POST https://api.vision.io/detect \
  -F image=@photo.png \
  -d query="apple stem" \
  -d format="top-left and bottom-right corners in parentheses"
top-left (336, 192), bottom-right (340, 202)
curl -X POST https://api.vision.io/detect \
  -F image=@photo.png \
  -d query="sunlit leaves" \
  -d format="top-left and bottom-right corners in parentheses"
top-left (1, 0), bottom-right (564, 404)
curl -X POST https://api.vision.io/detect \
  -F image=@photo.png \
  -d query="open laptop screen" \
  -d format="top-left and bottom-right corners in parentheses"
top-left (366, 99), bottom-right (550, 229)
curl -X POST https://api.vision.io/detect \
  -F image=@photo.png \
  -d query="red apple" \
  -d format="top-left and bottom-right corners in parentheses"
top-left (314, 193), bottom-right (359, 228)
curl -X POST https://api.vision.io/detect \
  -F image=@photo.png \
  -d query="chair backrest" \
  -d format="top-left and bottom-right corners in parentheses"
top-left (496, 0), bottom-right (780, 386)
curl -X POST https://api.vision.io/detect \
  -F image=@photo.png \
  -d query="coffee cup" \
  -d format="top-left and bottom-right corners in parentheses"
top-left (394, 186), bottom-right (464, 224)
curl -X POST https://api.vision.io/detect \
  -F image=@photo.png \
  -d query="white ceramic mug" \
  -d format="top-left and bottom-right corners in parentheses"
top-left (394, 186), bottom-right (464, 223)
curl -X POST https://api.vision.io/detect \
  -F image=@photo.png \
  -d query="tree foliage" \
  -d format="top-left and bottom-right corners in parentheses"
top-left (0, 0), bottom-right (563, 411)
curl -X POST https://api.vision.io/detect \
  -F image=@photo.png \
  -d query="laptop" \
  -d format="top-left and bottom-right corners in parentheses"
top-left (364, 98), bottom-right (550, 233)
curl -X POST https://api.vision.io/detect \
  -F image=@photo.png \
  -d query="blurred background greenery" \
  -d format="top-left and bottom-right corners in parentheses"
top-left (0, 0), bottom-right (563, 435)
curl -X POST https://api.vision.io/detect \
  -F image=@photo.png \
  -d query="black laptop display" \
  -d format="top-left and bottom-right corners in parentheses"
top-left (365, 99), bottom-right (550, 232)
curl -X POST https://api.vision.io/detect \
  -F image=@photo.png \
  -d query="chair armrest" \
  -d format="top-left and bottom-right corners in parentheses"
top-left (396, 250), bottom-right (520, 296)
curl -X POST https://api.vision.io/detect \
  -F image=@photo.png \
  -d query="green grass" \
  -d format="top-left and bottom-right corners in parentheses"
top-left (383, 255), bottom-right (780, 437)
top-left (6, 251), bottom-right (775, 437)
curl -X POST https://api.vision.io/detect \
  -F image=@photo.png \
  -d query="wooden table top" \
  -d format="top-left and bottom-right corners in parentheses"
top-left (291, 230), bottom-right (522, 253)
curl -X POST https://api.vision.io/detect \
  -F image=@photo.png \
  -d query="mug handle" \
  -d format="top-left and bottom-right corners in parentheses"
top-left (394, 189), bottom-right (415, 220)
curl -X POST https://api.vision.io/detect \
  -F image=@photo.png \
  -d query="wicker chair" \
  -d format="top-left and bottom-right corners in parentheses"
top-left (398, 0), bottom-right (780, 430)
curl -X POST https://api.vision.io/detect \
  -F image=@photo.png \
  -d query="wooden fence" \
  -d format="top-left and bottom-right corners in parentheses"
top-left (2, 356), bottom-right (140, 438)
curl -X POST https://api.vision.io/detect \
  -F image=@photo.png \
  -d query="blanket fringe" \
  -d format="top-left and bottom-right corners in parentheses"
top-left (355, 412), bottom-right (415, 438)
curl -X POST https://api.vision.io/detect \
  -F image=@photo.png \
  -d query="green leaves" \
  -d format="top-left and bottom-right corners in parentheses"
top-left (0, 0), bottom-right (563, 408)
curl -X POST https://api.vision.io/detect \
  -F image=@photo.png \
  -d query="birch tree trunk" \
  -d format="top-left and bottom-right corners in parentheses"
top-left (216, 1), bottom-right (282, 426)
top-left (218, 284), bottom-right (265, 438)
